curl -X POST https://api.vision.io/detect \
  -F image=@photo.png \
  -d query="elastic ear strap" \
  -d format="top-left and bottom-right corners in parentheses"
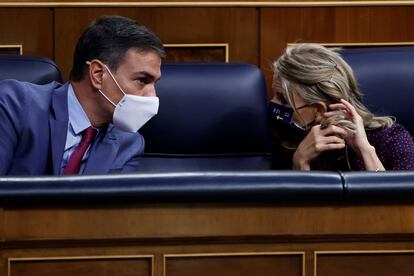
top-left (98, 89), bottom-right (117, 107)
top-left (103, 64), bottom-right (127, 96)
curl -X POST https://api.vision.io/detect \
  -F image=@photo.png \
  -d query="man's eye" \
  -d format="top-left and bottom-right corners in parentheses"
top-left (137, 78), bottom-right (149, 84)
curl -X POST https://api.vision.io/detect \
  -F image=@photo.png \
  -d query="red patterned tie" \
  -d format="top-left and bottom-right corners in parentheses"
top-left (63, 127), bottom-right (97, 175)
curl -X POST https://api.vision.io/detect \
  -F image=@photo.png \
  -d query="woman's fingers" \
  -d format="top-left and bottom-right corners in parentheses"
top-left (324, 110), bottom-right (350, 118)
top-left (340, 99), bottom-right (357, 113)
top-left (315, 137), bottom-right (346, 153)
top-left (319, 124), bottom-right (348, 138)
top-left (327, 103), bottom-right (347, 110)
top-left (323, 135), bottom-right (346, 144)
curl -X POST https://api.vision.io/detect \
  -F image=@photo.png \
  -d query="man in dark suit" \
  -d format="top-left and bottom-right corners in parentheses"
top-left (0, 15), bottom-right (165, 175)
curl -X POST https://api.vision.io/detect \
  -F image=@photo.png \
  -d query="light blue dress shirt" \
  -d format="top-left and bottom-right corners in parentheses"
top-left (60, 84), bottom-right (98, 174)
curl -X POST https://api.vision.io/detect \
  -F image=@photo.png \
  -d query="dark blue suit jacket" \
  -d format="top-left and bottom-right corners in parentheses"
top-left (0, 80), bottom-right (144, 175)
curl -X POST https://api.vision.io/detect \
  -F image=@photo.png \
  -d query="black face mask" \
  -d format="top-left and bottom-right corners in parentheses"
top-left (268, 101), bottom-right (308, 145)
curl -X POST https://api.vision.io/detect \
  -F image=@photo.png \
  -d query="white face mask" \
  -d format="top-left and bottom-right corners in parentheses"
top-left (87, 61), bottom-right (159, 133)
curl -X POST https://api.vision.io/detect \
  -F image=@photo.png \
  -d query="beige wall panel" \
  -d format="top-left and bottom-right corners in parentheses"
top-left (260, 6), bottom-right (414, 97)
top-left (0, 8), bottom-right (53, 59)
top-left (55, 8), bottom-right (258, 81)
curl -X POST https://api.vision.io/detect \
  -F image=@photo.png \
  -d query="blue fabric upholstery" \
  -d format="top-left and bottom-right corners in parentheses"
top-left (0, 55), bottom-right (62, 84)
top-left (341, 46), bottom-right (414, 136)
top-left (139, 63), bottom-right (273, 172)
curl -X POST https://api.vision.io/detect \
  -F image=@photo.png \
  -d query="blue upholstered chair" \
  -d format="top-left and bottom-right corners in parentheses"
top-left (341, 46), bottom-right (414, 136)
top-left (0, 55), bottom-right (62, 84)
top-left (139, 63), bottom-right (273, 172)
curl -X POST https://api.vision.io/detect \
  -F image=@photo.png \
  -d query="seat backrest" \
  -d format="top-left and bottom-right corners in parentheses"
top-left (340, 46), bottom-right (414, 135)
top-left (139, 63), bottom-right (272, 172)
top-left (0, 55), bottom-right (62, 84)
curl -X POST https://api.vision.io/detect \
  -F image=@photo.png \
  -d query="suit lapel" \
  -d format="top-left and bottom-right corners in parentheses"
top-left (84, 125), bottom-right (119, 174)
top-left (49, 83), bottom-right (69, 175)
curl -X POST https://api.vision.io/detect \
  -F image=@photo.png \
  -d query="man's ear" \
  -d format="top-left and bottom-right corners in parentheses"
top-left (88, 60), bottom-right (105, 90)
top-left (313, 101), bottom-right (328, 123)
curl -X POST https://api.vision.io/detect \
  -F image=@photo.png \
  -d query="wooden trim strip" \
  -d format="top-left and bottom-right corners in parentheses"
top-left (0, 45), bottom-right (23, 55)
top-left (164, 43), bottom-right (229, 62)
top-left (1, 1), bottom-right (414, 8)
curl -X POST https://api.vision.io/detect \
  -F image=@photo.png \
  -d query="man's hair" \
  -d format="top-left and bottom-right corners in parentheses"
top-left (70, 15), bottom-right (165, 81)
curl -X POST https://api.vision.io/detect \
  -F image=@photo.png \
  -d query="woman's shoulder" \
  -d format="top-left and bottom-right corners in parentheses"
top-left (381, 122), bottom-right (411, 140)
top-left (368, 122), bottom-right (411, 140)
top-left (367, 122), bottom-right (414, 170)
top-left (367, 122), bottom-right (413, 156)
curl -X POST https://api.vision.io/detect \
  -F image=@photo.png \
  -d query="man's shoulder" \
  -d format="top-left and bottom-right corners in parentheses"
top-left (0, 80), bottom-right (67, 122)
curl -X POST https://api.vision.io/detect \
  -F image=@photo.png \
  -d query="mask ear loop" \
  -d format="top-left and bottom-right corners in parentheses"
top-left (102, 63), bottom-right (127, 97)
top-left (86, 61), bottom-right (119, 107)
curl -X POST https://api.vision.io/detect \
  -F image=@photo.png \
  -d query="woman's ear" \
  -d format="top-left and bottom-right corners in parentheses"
top-left (88, 60), bottom-right (105, 90)
top-left (313, 102), bottom-right (328, 123)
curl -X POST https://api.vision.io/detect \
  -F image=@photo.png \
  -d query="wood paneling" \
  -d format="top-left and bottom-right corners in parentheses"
top-left (260, 6), bottom-right (414, 97)
top-left (0, 8), bottom-right (53, 59)
top-left (4, 204), bottom-right (414, 241)
top-left (2, 204), bottom-right (414, 276)
top-left (54, 8), bottom-right (258, 81)
top-left (316, 252), bottom-right (414, 276)
top-left (9, 257), bottom-right (152, 276)
top-left (165, 254), bottom-right (303, 276)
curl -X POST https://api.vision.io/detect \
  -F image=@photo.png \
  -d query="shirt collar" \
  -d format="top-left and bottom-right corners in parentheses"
top-left (67, 83), bottom-right (92, 135)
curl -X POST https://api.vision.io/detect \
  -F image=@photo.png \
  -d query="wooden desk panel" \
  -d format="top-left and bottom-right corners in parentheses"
top-left (4, 204), bottom-right (414, 240)
top-left (315, 251), bottom-right (414, 276)
top-left (9, 256), bottom-right (153, 276)
top-left (1, 204), bottom-right (414, 275)
top-left (165, 253), bottom-right (304, 276)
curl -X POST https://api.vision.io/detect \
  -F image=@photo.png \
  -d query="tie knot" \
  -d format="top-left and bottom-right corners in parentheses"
top-left (82, 127), bottom-right (96, 144)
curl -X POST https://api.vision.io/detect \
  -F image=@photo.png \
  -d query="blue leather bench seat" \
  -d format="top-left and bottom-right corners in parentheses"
top-left (1, 171), bottom-right (413, 205)
top-left (0, 55), bottom-right (61, 84)
top-left (341, 46), bottom-right (414, 135)
top-left (0, 171), bottom-right (343, 205)
top-left (342, 171), bottom-right (414, 203)
top-left (139, 63), bottom-right (273, 172)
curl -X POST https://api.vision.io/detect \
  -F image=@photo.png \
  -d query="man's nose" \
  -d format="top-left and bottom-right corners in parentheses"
top-left (145, 84), bottom-right (157, 97)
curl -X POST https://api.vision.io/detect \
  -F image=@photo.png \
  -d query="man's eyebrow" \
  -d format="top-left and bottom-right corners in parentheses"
top-left (134, 71), bottom-right (161, 81)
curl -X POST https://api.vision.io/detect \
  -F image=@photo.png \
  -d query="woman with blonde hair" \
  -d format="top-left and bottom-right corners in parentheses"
top-left (269, 43), bottom-right (414, 170)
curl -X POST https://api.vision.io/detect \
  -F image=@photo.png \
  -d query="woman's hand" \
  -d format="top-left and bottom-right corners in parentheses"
top-left (293, 124), bottom-right (347, 170)
top-left (325, 99), bottom-right (371, 153)
top-left (325, 99), bottom-right (385, 171)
